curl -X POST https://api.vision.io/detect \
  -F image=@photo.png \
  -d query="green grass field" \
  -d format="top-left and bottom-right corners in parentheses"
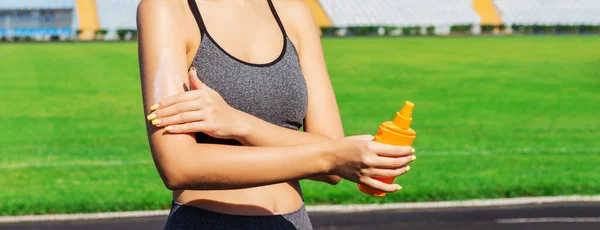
top-left (1, 36), bottom-right (599, 216)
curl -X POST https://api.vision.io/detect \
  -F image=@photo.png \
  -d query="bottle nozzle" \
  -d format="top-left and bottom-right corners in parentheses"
top-left (400, 101), bottom-right (414, 117)
top-left (393, 101), bottom-right (414, 129)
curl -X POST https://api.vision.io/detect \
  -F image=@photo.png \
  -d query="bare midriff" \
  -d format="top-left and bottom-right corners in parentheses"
top-left (173, 181), bottom-right (304, 215)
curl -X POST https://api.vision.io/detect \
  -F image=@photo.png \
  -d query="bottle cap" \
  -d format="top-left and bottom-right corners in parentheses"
top-left (393, 101), bottom-right (414, 129)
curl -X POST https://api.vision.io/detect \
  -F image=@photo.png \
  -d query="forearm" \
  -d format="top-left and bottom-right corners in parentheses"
top-left (158, 139), bottom-right (334, 190)
top-left (235, 112), bottom-right (332, 146)
top-left (235, 112), bottom-right (343, 184)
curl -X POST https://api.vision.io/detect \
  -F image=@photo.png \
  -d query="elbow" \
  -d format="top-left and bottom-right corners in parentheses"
top-left (157, 160), bottom-right (191, 191)
top-left (326, 176), bottom-right (342, 185)
top-left (160, 170), bottom-right (186, 191)
top-left (163, 176), bottom-right (185, 191)
top-left (159, 160), bottom-right (212, 191)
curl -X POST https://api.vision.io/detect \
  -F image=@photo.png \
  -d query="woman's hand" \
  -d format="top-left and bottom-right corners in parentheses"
top-left (327, 135), bottom-right (415, 192)
top-left (146, 68), bottom-right (250, 139)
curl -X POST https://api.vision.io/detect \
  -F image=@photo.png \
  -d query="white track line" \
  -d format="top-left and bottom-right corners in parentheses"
top-left (1, 195), bottom-right (599, 224)
top-left (419, 147), bottom-right (600, 156)
top-left (306, 195), bottom-right (600, 213)
top-left (0, 210), bottom-right (169, 224)
top-left (497, 217), bottom-right (600, 224)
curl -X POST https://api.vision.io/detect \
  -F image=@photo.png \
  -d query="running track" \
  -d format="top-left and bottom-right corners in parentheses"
top-left (2, 203), bottom-right (599, 229)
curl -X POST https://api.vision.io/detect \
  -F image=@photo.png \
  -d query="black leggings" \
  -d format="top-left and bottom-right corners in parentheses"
top-left (164, 201), bottom-right (313, 230)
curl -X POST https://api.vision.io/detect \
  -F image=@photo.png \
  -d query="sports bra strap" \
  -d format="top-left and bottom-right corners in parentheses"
top-left (266, 0), bottom-right (288, 37)
top-left (187, 0), bottom-right (207, 37)
top-left (188, 0), bottom-right (287, 38)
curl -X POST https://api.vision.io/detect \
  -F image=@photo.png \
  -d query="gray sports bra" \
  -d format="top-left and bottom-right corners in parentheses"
top-left (187, 0), bottom-right (308, 145)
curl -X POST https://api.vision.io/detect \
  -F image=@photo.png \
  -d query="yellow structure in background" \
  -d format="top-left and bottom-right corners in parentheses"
top-left (303, 0), bottom-right (332, 28)
top-left (75, 0), bottom-right (100, 40)
top-left (473, 0), bottom-right (503, 25)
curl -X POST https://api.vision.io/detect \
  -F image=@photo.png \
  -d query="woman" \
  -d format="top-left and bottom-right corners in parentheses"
top-left (137, 0), bottom-right (415, 229)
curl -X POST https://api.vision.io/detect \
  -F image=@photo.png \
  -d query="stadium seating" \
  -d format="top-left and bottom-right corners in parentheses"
top-left (0, 0), bottom-right (76, 39)
top-left (2, 0), bottom-right (600, 39)
top-left (1, 28), bottom-right (72, 37)
top-left (494, 0), bottom-right (600, 25)
top-left (318, 0), bottom-right (481, 33)
top-left (95, 0), bottom-right (140, 39)
top-left (0, 0), bottom-right (75, 10)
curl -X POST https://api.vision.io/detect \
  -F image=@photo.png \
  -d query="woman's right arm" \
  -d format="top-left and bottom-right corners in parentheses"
top-left (137, 0), bottom-right (413, 192)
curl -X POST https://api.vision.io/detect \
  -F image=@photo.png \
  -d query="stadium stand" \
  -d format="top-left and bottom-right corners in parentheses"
top-left (494, 0), bottom-right (600, 26)
top-left (2, 0), bottom-right (600, 40)
top-left (318, 0), bottom-right (482, 35)
top-left (0, 0), bottom-right (75, 39)
top-left (95, 0), bottom-right (140, 40)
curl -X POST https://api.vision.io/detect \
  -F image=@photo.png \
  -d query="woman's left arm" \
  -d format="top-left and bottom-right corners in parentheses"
top-left (147, 1), bottom-right (343, 184)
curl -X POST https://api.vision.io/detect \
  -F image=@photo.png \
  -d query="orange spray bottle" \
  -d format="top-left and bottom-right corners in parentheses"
top-left (358, 101), bottom-right (416, 197)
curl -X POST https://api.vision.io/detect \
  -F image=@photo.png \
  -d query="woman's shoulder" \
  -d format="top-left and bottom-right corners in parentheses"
top-left (272, 0), bottom-right (319, 45)
top-left (137, 0), bottom-right (194, 41)
top-left (137, 0), bottom-right (188, 24)
top-left (273, 0), bottom-right (315, 24)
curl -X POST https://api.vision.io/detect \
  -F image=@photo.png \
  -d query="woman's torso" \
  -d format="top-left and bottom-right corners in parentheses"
top-left (174, 0), bottom-right (308, 216)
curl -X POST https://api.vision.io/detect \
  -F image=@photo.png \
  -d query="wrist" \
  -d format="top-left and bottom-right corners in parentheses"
top-left (317, 141), bottom-right (338, 174)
